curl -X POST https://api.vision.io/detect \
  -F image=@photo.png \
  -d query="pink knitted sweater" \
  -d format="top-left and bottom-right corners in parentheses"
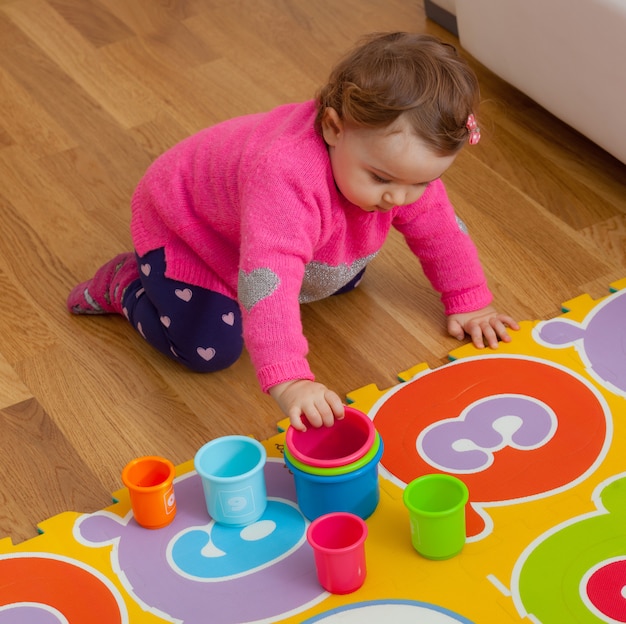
top-left (130, 101), bottom-right (492, 391)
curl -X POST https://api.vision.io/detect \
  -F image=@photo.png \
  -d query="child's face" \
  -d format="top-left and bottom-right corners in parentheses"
top-left (321, 109), bottom-right (458, 212)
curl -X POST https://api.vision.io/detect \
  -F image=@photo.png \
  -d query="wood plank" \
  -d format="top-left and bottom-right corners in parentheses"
top-left (0, 398), bottom-right (112, 543)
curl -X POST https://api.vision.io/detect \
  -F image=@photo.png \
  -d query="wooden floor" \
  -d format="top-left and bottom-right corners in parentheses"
top-left (1, 0), bottom-right (624, 545)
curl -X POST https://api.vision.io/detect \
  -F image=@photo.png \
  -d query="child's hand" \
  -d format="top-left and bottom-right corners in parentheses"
top-left (269, 379), bottom-right (345, 432)
top-left (447, 305), bottom-right (520, 349)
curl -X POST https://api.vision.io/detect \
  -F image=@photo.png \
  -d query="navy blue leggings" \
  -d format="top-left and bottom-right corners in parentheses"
top-left (122, 248), bottom-right (243, 372)
top-left (122, 247), bottom-right (365, 373)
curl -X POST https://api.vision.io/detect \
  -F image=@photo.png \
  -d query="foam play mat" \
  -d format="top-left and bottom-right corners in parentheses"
top-left (2, 279), bottom-right (626, 623)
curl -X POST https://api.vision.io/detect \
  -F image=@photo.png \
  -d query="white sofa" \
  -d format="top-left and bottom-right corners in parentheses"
top-left (426, 0), bottom-right (626, 165)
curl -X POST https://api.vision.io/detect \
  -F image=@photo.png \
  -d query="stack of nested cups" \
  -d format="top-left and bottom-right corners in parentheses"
top-left (284, 406), bottom-right (383, 521)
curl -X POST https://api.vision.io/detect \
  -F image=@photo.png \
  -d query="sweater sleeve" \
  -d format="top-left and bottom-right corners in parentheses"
top-left (393, 180), bottom-right (493, 314)
top-left (237, 156), bottom-right (325, 392)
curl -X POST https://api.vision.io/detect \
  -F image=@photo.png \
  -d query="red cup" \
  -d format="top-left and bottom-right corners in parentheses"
top-left (306, 512), bottom-right (368, 594)
top-left (286, 406), bottom-right (376, 468)
top-left (122, 456), bottom-right (177, 529)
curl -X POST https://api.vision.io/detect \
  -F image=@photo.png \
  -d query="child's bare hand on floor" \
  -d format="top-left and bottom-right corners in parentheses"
top-left (269, 379), bottom-right (345, 431)
top-left (447, 305), bottom-right (520, 349)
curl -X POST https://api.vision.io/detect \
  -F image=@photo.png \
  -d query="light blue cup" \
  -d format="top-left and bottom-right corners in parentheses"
top-left (194, 435), bottom-right (267, 526)
top-left (284, 437), bottom-right (384, 521)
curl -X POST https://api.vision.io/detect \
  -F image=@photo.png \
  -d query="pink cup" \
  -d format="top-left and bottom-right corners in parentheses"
top-left (286, 406), bottom-right (376, 468)
top-left (306, 512), bottom-right (368, 594)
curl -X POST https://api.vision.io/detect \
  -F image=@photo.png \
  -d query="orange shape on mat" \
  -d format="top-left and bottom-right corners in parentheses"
top-left (0, 554), bottom-right (124, 622)
top-left (374, 356), bottom-right (609, 537)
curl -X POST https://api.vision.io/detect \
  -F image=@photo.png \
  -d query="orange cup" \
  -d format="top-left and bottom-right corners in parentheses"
top-left (122, 456), bottom-right (177, 529)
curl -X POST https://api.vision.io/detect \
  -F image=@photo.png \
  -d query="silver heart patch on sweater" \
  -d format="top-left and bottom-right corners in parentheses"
top-left (238, 268), bottom-right (280, 311)
top-left (299, 253), bottom-right (377, 303)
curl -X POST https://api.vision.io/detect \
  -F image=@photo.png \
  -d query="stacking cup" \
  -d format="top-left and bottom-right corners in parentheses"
top-left (194, 435), bottom-right (267, 526)
top-left (403, 473), bottom-right (469, 560)
top-left (286, 406), bottom-right (376, 468)
top-left (283, 431), bottom-right (381, 476)
top-left (306, 512), bottom-right (368, 594)
top-left (122, 456), bottom-right (177, 529)
top-left (284, 437), bottom-right (383, 520)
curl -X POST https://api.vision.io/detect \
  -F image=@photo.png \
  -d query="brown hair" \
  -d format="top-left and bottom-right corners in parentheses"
top-left (315, 32), bottom-right (480, 155)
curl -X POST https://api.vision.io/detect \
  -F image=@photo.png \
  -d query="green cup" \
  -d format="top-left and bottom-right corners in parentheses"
top-left (402, 474), bottom-right (469, 560)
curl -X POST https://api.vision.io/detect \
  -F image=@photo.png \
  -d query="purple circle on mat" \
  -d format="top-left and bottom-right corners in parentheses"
top-left (0, 606), bottom-right (65, 624)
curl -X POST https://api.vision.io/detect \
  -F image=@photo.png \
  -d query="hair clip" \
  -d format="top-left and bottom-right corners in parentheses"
top-left (466, 114), bottom-right (481, 145)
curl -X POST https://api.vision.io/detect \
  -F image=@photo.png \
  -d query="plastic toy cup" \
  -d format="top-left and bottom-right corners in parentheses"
top-left (122, 456), bottom-right (177, 530)
top-left (284, 437), bottom-right (383, 521)
top-left (283, 431), bottom-right (382, 476)
top-left (194, 435), bottom-right (267, 526)
top-left (286, 406), bottom-right (376, 468)
top-left (306, 512), bottom-right (368, 594)
top-left (402, 474), bottom-right (469, 560)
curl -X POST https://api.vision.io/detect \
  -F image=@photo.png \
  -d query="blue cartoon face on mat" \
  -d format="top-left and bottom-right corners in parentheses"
top-left (75, 459), bottom-right (323, 624)
top-left (534, 288), bottom-right (626, 396)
